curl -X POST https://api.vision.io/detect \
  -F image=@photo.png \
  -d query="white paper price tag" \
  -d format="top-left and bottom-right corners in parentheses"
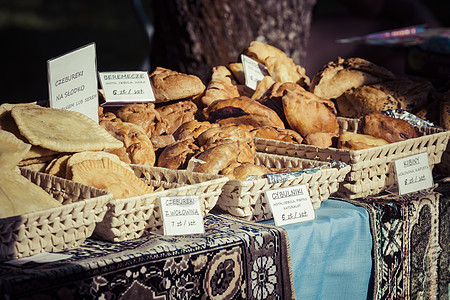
top-left (98, 71), bottom-right (155, 105)
top-left (47, 43), bottom-right (99, 123)
top-left (160, 196), bottom-right (204, 236)
top-left (265, 185), bottom-right (315, 226)
top-left (241, 54), bottom-right (268, 90)
top-left (394, 152), bottom-right (433, 195)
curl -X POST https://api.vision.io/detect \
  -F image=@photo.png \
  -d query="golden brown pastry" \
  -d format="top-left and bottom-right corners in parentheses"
top-left (191, 143), bottom-right (240, 175)
top-left (157, 138), bottom-right (199, 169)
top-left (115, 103), bottom-right (168, 137)
top-left (221, 162), bottom-right (271, 180)
top-left (251, 126), bottom-right (303, 143)
top-left (304, 132), bottom-right (338, 147)
top-left (337, 132), bottom-right (389, 150)
top-left (362, 111), bottom-right (418, 143)
top-left (336, 85), bottom-right (400, 117)
top-left (101, 121), bottom-right (156, 167)
top-left (282, 89), bottom-right (339, 137)
top-left (310, 57), bottom-right (395, 99)
top-left (204, 96), bottom-right (285, 129)
top-left (172, 120), bottom-right (218, 141)
top-left (149, 67), bottom-right (206, 102)
top-left (245, 41), bottom-right (310, 88)
top-left (200, 66), bottom-right (241, 107)
top-left (155, 100), bottom-right (198, 135)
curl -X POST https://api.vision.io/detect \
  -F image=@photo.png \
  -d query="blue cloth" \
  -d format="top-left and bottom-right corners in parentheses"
top-left (264, 199), bottom-right (373, 300)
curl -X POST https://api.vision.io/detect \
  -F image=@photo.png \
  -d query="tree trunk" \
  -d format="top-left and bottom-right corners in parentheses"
top-left (150, 0), bottom-right (317, 82)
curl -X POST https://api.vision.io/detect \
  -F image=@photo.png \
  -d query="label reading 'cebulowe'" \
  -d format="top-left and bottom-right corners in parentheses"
top-left (98, 71), bottom-right (155, 105)
top-left (241, 54), bottom-right (269, 90)
top-left (394, 152), bottom-right (433, 195)
top-left (159, 195), bottom-right (204, 236)
top-left (47, 43), bottom-right (99, 123)
top-left (265, 185), bottom-right (315, 226)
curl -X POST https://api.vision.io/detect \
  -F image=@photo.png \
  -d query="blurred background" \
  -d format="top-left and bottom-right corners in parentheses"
top-left (0, 0), bottom-right (448, 104)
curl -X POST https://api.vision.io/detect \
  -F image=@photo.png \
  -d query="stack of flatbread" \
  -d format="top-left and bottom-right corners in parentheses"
top-left (0, 130), bottom-right (62, 219)
top-left (0, 103), bottom-right (152, 200)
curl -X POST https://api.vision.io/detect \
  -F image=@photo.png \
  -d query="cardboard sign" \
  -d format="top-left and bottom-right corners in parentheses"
top-left (98, 71), bottom-right (155, 105)
top-left (241, 54), bottom-right (268, 90)
top-left (394, 152), bottom-right (433, 195)
top-left (159, 196), bottom-right (204, 236)
top-left (265, 185), bottom-right (315, 226)
top-left (47, 43), bottom-right (99, 123)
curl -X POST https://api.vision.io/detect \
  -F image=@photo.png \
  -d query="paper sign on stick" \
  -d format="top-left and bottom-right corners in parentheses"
top-left (98, 71), bottom-right (155, 105)
top-left (47, 43), bottom-right (99, 123)
top-left (394, 152), bottom-right (433, 195)
top-left (159, 196), bottom-right (204, 236)
top-left (265, 185), bottom-right (315, 226)
top-left (241, 54), bottom-right (269, 90)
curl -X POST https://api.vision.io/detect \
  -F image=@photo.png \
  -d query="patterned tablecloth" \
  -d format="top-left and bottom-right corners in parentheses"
top-left (0, 214), bottom-right (294, 300)
top-left (345, 180), bottom-right (450, 300)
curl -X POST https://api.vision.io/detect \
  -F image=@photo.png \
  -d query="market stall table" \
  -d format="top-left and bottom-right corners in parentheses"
top-left (264, 199), bottom-right (373, 300)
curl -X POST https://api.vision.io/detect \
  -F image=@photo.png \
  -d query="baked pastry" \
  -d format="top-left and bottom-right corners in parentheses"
top-left (336, 85), bottom-right (400, 117)
top-left (71, 157), bottom-right (153, 199)
top-left (362, 111), bottom-right (418, 143)
top-left (310, 57), bottom-right (395, 99)
top-left (204, 96), bottom-right (285, 129)
top-left (149, 67), bottom-right (205, 102)
top-left (157, 138), bottom-right (199, 169)
top-left (221, 162), bottom-right (271, 180)
top-left (115, 103), bottom-right (168, 137)
top-left (245, 41), bottom-right (310, 88)
top-left (0, 170), bottom-right (62, 219)
top-left (10, 104), bottom-right (123, 153)
top-left (251, 126), bottom-right (303, 144)
top-left (101, 121), bottom-right (156, 167)
top-left (172, 120), bottom-right (218, 141)
top-left (282, 89), bottom-right (339, 137)
top-left (304, 132), bottom-right (338, 147)
top-left (200, 66), bottom-right (241, 107)
top-left (191, 143), bottom-right (240, 175)
top-left (155, 100), bottom-right (198, 134)
top-left (337, 132), bottom-right (389, 150)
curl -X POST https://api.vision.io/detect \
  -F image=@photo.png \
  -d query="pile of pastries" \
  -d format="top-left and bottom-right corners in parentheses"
top-left (1, 40), bottom-right (449, 218)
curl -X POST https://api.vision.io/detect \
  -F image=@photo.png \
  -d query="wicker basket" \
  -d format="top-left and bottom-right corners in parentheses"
top-left (255, 117), bottom-right (450, 199)
top-left (0, 168), bottom-right (112, 261)
top-left (92, 165), bottom-right (228, 242)
top-left (216, 152), bottom-right (351, 222)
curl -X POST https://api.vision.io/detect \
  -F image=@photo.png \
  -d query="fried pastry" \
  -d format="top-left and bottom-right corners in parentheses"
top-left (204, 96), bottom-right (285, 129)
top-left (282, 89), bottom-right (339, 137)
top-left (172, 120), bottom-right (218, 141)
top-left (0, 129), bottom-right (31, 170)
top-left (115, 103), bottom-right (168, 137)
top-left (337, 132), bottom-right (389, 150)
top-left (0, 170), bottom-right (62, 219)
top-left (362, 111), bottom-right (418, 143)
top-left (101, 121), bottom-right (156, 167)
top-left (65, 150), bottom-right (134, 179)
top-left (155, 100), bottom-right (198, 135)
top-left (10, 105), bottom-right (123, 152)
top-left (304, 132), bottom-right (338, 147)
top-left (336, 85), bottom-right (401, 117)
top-left (157, 138), bottom-right (199, 169)
top-left (149, 67), bottom-right (205, 102)
top-left (251, 126), bottom-right (303, 144)
top-left (200, 66), bottom-right (241, 107)
top-left (71, 158), bottom-right (153, 199)
top-left (245, 41), bottom-right (310, 88)
top-left (310, 57), bottom-right (395, 99)
top-left (191, 143), bottom-right (239, 175)
top-left (221, 162), bottom-right (271, 180)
